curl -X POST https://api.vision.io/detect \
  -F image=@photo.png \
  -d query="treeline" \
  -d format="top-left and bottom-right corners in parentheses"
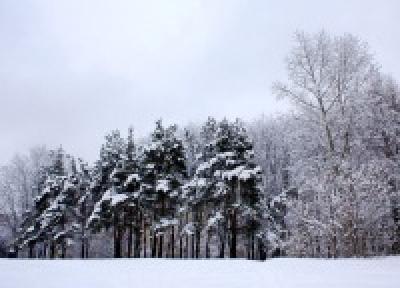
top-left (14, 119), bottom-right (268, 259)
top-left (1, 31), bottom-right (399, 259)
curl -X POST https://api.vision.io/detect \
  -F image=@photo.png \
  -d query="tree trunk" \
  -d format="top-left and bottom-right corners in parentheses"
top-left (114, 214), bottom-right (122, 258)
top-left (85, 237), bottom-right (89, 258)
top-left (230, 210), bottom-right (237, 258)
top-left (50, 241), bottom-right (55, 259)
top-left (134, 222), bottom-right (141, 258)
top-left (143, 223), bottom-right (147, 258)
top-left (251, 234), bottom-right (255, 260)
top-left (171, 225), bottom-right (175, 258)
top-left (185, 212), bottom-right (189, 258)
top-left (127, 222), bottom-right (133, 258)
top-left (61, 213), bottom-right (66, 259)
top-left (61, 240), bottom-right (66, 259)
top-left (29, 242), bottom-right (34, 258)
top-left (114, 220), bottom-right (118, 258)
top-left (333, 232), bottom-right (337, 258)
top-left (206, 231), bottom-right (211, 258)
top-left (81, 236), bottom-right (85, 259)
top-left (258, 239), bottom-right (266, 260)
top-left (195, 224), bottom-right (201, 258)
top-left (219, 234), bottom-right (225, 258)
top-left (179, 214), bottom-right (183, 258)
top-left (151, 232), bottom-right (157, 258)
top-left (179, 236), bottom-right (183, 258)
top-left (191, 234), bottom-right (195, 258)
top-left (158, 234), bottom-right (163, 258)
top-left (81, 201), bottom-right (86, 259)
top-left (185, 234), bottom-right (189, 258)
top-left (247, 235), bottom-right (251, 259)
top-left (43, 242), bottom-right (47, 259)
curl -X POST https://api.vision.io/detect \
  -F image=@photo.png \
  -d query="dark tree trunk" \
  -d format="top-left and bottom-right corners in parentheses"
top-left (61, 240), bottom-right (66, 259)
top-left (171, 226), bottom-right (175, 258)
top-left (114, 220), bottom-right (118, 258)
top-left (185, 234), bottom-right (189, 258)
top-left (134, 212), bottom-right (142, 258)
top-left (194, 208), bottom-right (201, 259)
top-left (258, 239), bottom-right (266, 261)
top-left (81, 236), bottom-right (85, 259)
top-left (389, 178), bottom-right (400, 254)
top-left (118, 227), bottom-right (123, 258)
top-left (206, 231), bottom-right (211, 258)
top-left (230, 210), bottom-right (237, 258)
top-left (81, 201), bottom-right (86, 259)
top-left (127, 222), bottom-right (133, 258)
top-left (85, 237), bottom-right (89, 258)
top-left (158, 235), bottom-right (163, 258)
top-left (159, 194), bottom-right (166, 258)
top-left (43, 242), bottom-right (47, 259)
top-left (333, 232), bottom-right (337, 258)
top-left (179, 215), bottom-right (183, 258)
top-left (143, 223), bottom-right (147, 258)
top-left (179, 236), bottom-right (183, 258)
top-left (195, 227), bottom-right (201, 258)
top-left (114, 229), bottom-right (122, 258)
top-left (50, 241), bottom-right (55, 259)
top-left (134, 223), bottom-right (141, 258)
top-left (29, 242), bottom-right (34, 258)
top-left (219, 234), bottom-right (225, 258)
top-left (185, 212), bottom-right (189, 258)
top-left (60, 213), bottom-right (66, 259)
top-left (151, 232), bottom-right (157, 258)
top-left (114, 214), bottom-right (123, 258)
top-left (247, 235), bottom-right (251, 259)
top-left (251, 234), bottom-right (255, 260)
top-left (191, 234), bottom-right (195, 258)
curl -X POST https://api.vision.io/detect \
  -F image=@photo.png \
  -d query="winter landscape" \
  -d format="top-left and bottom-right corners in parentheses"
top-left (1, 0), bottom-right (399, 287)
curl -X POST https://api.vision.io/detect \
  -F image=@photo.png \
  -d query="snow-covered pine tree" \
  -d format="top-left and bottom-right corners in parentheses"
top-left (214, 119), bottom-right (264, 258)
top-left (229, 119), bottom-right (265, 259)
top-left (48, 154), bottom-right (80, 258)
top-left (180, 127), bottom-right (201, 258)
top-left (141, 120), bottom-right (186, 258)
top-left (121, 127), bottom-right (142, 258)
top-left (183, 117), bottom-right (218, 258)
top-left (29, 146), bottom-right (66, 258)
top-left (34, 150), bottom-right (87, 259)
top-left (190, 118), bottom-right (264, 258)
top-left (74, 158), bottom-right (91, 258)
top-left (87, 130), bottom-right (127, 257)
top-left (14, 155), bottom-right (50, 258)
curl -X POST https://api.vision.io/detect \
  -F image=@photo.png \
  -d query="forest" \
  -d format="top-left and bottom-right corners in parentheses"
top-left (0, 31), bottom-right (399, 259)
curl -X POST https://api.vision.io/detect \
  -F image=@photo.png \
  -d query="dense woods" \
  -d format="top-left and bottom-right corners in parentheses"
top-left (1, 31), bottom-right (399, 259)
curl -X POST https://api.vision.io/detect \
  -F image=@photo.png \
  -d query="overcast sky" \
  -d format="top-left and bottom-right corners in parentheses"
top-left (1, 0), bottom-right (399, 164)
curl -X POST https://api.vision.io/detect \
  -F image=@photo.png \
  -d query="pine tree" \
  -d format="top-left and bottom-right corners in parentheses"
top-left (87, 130), bottom-right (127, 257)
top-left (20, 146), bottom-right (67, 258)
top-left (141, 120), bottom-right (186, 258)
top-left (183, 117), bottom-right (218, 258)
top-left (121, 127), bottom-right (142, 258)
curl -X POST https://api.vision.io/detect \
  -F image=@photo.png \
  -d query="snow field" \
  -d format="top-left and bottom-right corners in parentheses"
top-left (1, 257), bottom-right (399, 288)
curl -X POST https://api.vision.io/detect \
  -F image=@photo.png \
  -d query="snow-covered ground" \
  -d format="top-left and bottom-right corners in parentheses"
top-left (1, 257), bottom-right (399, 288)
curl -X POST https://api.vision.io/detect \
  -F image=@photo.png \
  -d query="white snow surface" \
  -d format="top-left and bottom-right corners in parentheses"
top-left (1, 257), bottom-right (399, 288)
top-left (124, 173), bottom-right (141, 186)
top-left (111, 193), bottom-right (128, 206)
top-left (156, 179), bottom-right (169, 192)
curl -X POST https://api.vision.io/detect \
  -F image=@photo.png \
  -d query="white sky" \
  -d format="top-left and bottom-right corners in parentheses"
top-left (1, 0), bottom-right (399, 164)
